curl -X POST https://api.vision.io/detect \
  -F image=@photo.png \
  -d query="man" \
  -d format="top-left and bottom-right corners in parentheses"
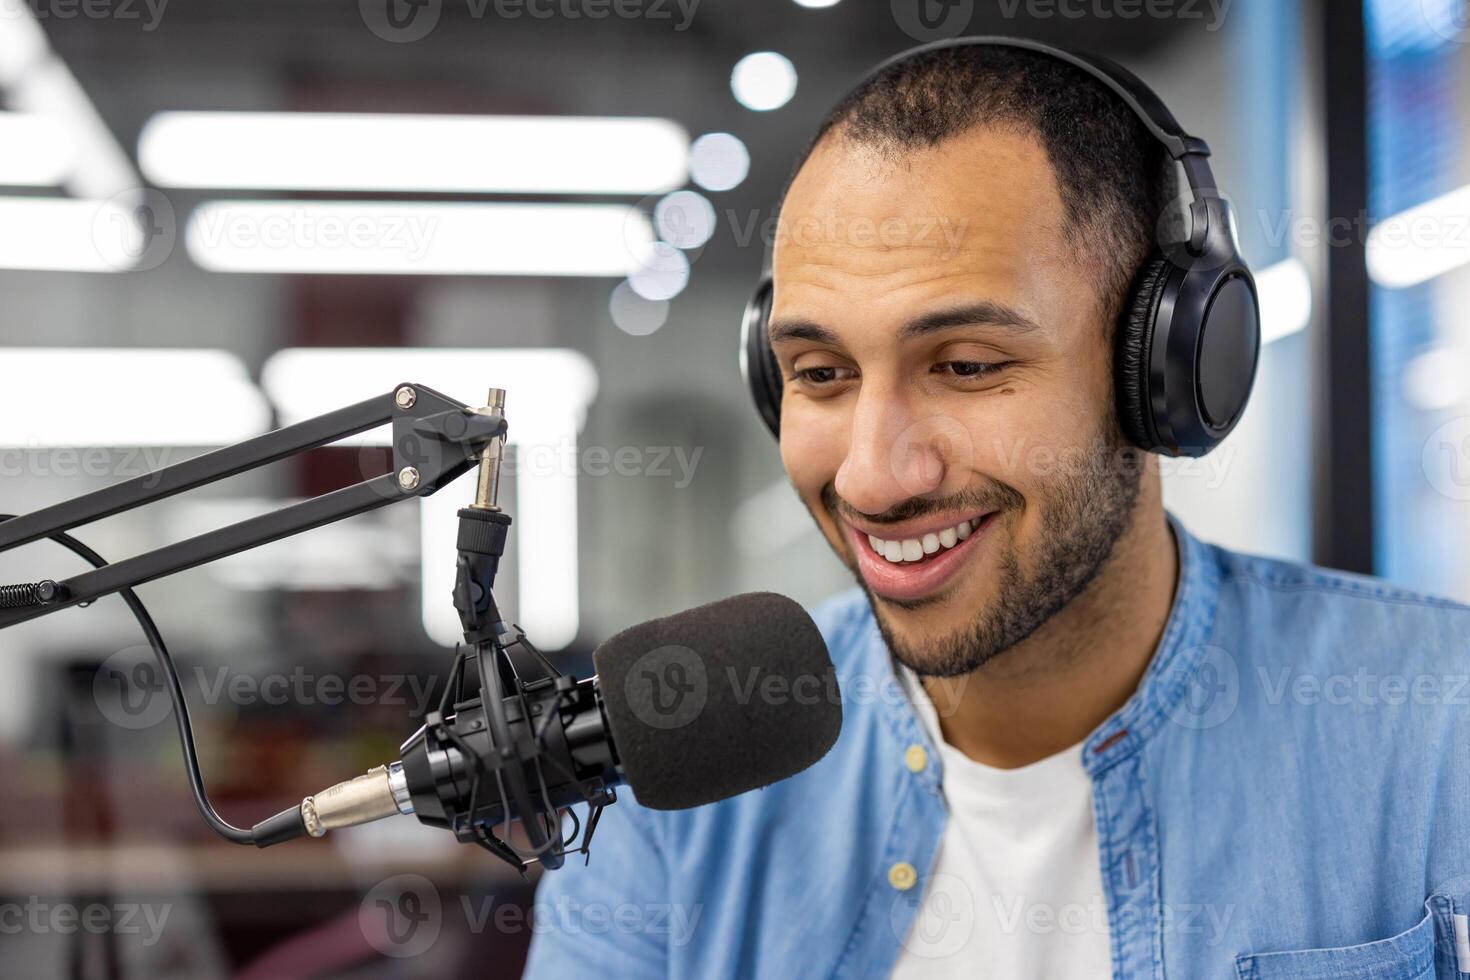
top-left (526, 41), bottom-right (1470, 979)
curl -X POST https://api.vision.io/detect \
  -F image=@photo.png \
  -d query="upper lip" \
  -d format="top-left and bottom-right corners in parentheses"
top-left (842, 509), bottom-right (992, 543)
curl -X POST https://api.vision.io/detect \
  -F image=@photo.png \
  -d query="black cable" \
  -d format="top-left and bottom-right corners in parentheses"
top-left (0, 515), bottom-right (256, 845)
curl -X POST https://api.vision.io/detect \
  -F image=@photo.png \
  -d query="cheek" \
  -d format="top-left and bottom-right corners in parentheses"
top-left (973, 399), bottom-right (1050, 488)
top-left (963, 384), bottom-right (1106, 493)
top-left (779, 403), bottom-right (846, 500)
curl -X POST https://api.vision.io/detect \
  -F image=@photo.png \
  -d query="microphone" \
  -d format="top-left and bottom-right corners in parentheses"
top-left (251, 592), bottom-right (841, 868)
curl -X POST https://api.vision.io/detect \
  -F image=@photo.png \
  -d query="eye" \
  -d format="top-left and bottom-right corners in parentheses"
top-left (793, 365), bottom-right (856, 386)
top-left (936, 360), bottom-right (1009, 379)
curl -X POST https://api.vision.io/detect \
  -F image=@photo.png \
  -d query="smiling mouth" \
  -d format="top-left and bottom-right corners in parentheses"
top-left (842, 511), bottom-right (999, 604)
top-left (862, 515), bottom-right (985, 565)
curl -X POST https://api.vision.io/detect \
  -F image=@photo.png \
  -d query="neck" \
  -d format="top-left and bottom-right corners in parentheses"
top-left (920, 486), bottom-right (1178, 769)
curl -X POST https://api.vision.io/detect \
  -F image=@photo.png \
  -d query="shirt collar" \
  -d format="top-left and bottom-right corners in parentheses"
top-left (1080, 512), bottom-right (1221, 774)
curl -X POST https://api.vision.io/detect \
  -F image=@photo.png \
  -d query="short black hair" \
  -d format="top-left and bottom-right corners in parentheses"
top-left (783, 44), bottom-right (1179, 328)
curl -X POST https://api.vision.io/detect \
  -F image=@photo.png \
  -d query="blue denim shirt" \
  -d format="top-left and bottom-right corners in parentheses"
top-left (525, 517), bottom-right (1470, 979)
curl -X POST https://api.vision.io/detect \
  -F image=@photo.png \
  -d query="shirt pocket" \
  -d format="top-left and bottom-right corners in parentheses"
top-left (1234, 907), bottom-right (1438, 980)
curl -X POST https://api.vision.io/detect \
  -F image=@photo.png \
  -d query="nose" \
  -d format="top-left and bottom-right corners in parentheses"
top-left (834, 383), bottom-right (949, 516)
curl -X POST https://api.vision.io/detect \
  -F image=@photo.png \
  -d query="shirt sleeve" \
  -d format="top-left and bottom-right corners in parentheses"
top-left (522, 798), bottom-right (669, 978)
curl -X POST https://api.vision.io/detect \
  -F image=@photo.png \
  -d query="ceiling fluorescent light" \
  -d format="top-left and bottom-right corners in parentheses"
top-left (0, 0), bottom-right (140, 198)
top-left (0, 349), bottom-right (270, 447)
top-left (0, 113), bottom-right (73, 185)
top-left (0, 0), bottom-right (49, 88)
top-left (0, 196), bottom-right (145, 271)
top-left (140, 112), bottom-right (688, 195)
top-left (260, 347), bottom-right (598, 441)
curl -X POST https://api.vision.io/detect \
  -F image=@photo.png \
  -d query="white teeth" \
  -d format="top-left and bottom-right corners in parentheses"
top-left (866, 516), bottom-right (984, 565)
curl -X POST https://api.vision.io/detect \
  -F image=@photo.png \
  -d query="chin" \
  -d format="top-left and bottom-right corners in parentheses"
top-left (866, 589), bottom-right (1003, 679)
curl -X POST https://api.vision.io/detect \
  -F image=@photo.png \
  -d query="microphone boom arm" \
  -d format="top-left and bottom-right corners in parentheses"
top-left (0, 382), bottom-right (504, 629)
top-left (0, 380), bottom-right (614, 873)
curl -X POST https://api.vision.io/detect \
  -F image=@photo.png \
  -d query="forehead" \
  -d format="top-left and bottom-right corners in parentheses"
top-left (772, 125), bottom-right (1077, 329)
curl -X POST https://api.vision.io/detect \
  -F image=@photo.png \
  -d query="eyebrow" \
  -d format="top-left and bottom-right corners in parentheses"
top-left (898, 301), bottom-right (1041, 339)
top-left (767, 301), bottom-right (1041, 347)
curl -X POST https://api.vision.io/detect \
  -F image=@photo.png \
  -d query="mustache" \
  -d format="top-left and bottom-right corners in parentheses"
top-left (819, 482), bottom-right (1023, 526)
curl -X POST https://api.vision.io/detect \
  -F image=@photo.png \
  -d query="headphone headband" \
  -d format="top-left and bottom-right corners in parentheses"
top-left (855, 36), bottom-right (1211, 161)
top-left (740, 34), bottom-right (1260, 457)
top-left (849, 37), bottom-right (1236, 259)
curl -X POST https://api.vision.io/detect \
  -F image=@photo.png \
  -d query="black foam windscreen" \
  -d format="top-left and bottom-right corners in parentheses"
top-left (592, 592), bottom-right (841, 811)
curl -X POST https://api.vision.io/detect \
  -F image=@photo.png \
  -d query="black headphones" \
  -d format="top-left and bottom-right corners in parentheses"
top-left (740, 35), bottom-right (1260, 458)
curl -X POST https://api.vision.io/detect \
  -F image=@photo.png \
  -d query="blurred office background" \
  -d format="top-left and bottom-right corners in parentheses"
top-left (0, 0), bottom-right (1464, 976)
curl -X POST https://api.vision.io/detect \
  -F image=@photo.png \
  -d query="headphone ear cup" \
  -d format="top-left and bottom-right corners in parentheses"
top-left (1115, 254), bottom-right (1173, 452)
top-left (740, 275), bottom-right (781, 438)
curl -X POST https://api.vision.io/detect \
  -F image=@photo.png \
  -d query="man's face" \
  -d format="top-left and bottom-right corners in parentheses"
top-left (771, 125), bottom-right (1146, 677)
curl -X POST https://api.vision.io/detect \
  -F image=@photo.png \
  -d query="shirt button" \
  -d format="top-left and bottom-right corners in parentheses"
top-left (888, 862), bottom-right (918, 891)
top-left (904, 744), bottom-right (928, 773)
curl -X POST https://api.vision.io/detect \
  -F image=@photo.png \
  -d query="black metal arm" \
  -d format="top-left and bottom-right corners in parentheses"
top-left (0, 381), bottom-right (506, 630)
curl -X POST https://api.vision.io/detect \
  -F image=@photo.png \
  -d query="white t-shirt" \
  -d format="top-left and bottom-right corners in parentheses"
top-left (891, 668), bottom-right (1113, 978)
